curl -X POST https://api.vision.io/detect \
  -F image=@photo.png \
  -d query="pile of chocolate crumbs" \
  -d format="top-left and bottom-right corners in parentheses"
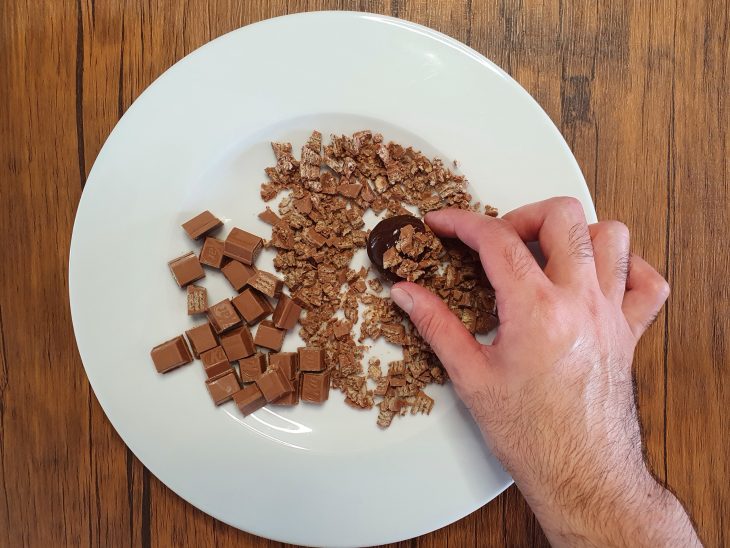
top-left (259, 130), bottom-right (498, 428)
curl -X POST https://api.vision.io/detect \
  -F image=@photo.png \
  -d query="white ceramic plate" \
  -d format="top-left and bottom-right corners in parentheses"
top-left (70, 11), bottom-right (595, 547)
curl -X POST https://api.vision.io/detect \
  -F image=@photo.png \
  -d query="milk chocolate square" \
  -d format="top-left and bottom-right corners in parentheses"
top-left (222, 260), bottom-right (257, 291)
top-left (269, 352), bottom-right (298, 380)
top-left (186, 284), bottom-right (207, 315)
top-left (271, 376), bottom-right (300, 406)
top-left (182, 210), bottom-right (222, 240)
top-left (207, 299), bottom-right (242, 333)
top-left (272, 294), bottom-right (302, 330)
top-left (256, 368), bottom-right (294, 402)
top-left (151, 335), bottom-right (193, 373)
top-left (223, 227), bottom-right (263, 265)
top-left (219, 326), bottom-right (255, 361)
top-left (248, 271), bottom-right (283, 298)
top-left (254, 321), bottom-right (286, 352)
top-left (184, 323), bottom-right (217, 358)
top-left (201, 346), bottom-right (230, 378)
top-left (233, 384), bottom-right (266, 416)
top-left (298, 346), bottom-right (325, 372)
top-left (239, 353), bottom-right (267, 383)
top-left (205, 370), bottom-right (240, 405)
top-left (232, 288), bottom-right (273, 325)
top-left (199, 237), bottom-right (225, 268)
top-left (168, 252), bottom-right (205, 287)
top-left (301, 371), bottom-right (331, 403)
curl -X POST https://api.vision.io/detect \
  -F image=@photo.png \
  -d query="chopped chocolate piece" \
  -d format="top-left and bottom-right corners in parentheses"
top-left (271, 294), bottom-right (303, 329)
top-left (256, 368), bottom-right (294, 402)
top-left (186, 284), bottom-right (207, 315)
top-left (293, 196), bottom-right (312, 214)
top-left (366, 215), bottom-right (425, 281)
top-left (411, 390), bottom-right (435, 414)
top-left (206, 299), bottom-right (241, 333)
top-left (374, 377), bottom-right (389, 396)
top-left (199, 237), bottom-right (225, 268)
top-left (254, 321), bottom-right (286, 351)
top-left (239, 353), bottom-right (267, 383)
top-left (222, 260), bottom-right (257, 291)
top-left (219, 326), bottom-right (255, 361)
top-left (305, 227), bottom-right (327, 248)
top-left (201, 346), bottom-right (230, 378)
top-left (258, 207), bottom-right (281, 225)
top-left (333, 320), bottom-right (351, 340)
top-left (301, 371), bottom-right (331, 403)
top-left (150, 335), bottom-right (193, 373)
top-left (182, 210), bottom-right (223, 240)
top-left (168, 252), bottom-right (205, 287)
top-left (232, 288), bottom-right (273, 325)
top-left (298, 347), bottom-right (325, 372)
top-left (248, 271), bottom-right (283, 298)
top-left (233, 384), bottom-right (266, 416)
top-left (184, 323), bottom-right (217, 358)
top-left (224, 227), bottom-right (263, 265)
top-left (389, 375), bottom-right (406, 387)
top-left (205, 369), bottom-right (240, 405)
top-left (269, 352), bottom-right (298, 380)
top-left (338, 182), bottom-right (363, 198)
top-left (272, 376), bottom-right (300, 406)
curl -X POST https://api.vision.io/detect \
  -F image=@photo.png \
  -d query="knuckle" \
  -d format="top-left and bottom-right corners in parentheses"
top-left (652, 277), bottom-right (670, 299)
top-left (603, 220), bottom-right (630, 242)
top-left (554, 196), bottom-right (583, 213)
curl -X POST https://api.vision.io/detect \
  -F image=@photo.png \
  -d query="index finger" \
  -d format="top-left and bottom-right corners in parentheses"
top-left (425, 208), bottom-right (549, 293)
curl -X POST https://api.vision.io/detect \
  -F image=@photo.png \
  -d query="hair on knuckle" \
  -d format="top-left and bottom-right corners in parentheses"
top-left (613, 252), bottom-right (631, 283)
top-left (502, 242), bottom-right (534, 280)
top-left (567, 222), bottom-right (594, 263)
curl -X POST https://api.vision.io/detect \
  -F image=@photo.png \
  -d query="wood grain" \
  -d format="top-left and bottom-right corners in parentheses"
top-left (1, 1), bottom-right (727, 546)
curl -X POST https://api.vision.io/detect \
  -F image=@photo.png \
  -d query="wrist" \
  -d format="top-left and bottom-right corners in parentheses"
top-left (521, 466), bottom-right (699, 547)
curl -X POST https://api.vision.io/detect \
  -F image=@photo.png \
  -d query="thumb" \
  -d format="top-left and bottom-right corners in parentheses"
top-left (390, 282), bottom-right (488, 389)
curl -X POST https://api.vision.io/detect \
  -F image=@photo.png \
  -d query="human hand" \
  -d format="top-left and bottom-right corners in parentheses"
top-left (389, 198), bottom-right (699, 547)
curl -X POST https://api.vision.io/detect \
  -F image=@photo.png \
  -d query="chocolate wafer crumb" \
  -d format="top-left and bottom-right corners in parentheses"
top-left (260, 130), bottom-right (498, 428)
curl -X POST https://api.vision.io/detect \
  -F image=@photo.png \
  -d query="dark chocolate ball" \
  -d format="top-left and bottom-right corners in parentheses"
top-left (366, 215), bottom-right (426, 282)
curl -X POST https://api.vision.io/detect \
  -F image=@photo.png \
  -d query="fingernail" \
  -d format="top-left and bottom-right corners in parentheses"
top-left (390, 287), bottom-right (414, 314)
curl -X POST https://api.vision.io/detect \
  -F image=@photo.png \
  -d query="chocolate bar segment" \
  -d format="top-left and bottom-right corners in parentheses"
top-left (232, 288), bottom-right (273, 325)
top-left (239, 353), bottom-right (267, 383)
top-left (205, 369), bottom-right (240, 405)
top-left (168, 252), bottom-right (205, 287)
top-left (298, 346), bottom-right (325, 372)
top-left (254, 320), bottom-right (286, 352)
top-left (206, 298), bottom-right (241, 333)
top-left (219, 326), bottom-right (255, 361)
top-left (247, 271), bottom-right (283, 298)
top-left (182, 210), bottom-right (223, 240)
top-left (233, 384), bottom-right (266, 416)
top-left (255, 368), bottom-right (294, 402)
top-left (223, 227), bottom-right (263, 265)
top-left (201, 346), bottom-right (230, 378)
top-left (269, 352), bottom-right (298, 380)
top-left (272, 294), bottom-right (303, 330)
top-left (272, 376), bottom-right (300, 406)
top-left (199, 237), bottom-right (225, 268)
top-left (222, 260), bottom-right (257, 291)
top-left (186, 284), bottom-right (207, 315)
top-left (184, 323), bottom-right (217, 358)
top-left (151, 335), bottom-right (193, 373)
top-left (301, 371), bottom-right (331, 403)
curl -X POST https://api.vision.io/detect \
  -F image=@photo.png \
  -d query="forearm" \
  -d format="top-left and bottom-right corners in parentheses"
top-left (526, 471), bottom-right (701, 547)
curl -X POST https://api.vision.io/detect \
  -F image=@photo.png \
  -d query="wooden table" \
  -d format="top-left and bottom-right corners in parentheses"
top-left (1, 1), bottom-right (727, 546)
